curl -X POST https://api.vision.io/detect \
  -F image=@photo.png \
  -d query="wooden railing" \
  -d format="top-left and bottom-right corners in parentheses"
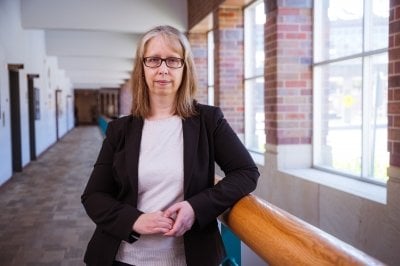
top-left (219, 194), bottom-right (385, 266)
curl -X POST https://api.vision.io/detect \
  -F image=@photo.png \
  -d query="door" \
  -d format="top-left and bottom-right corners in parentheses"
top-left (27, 74), bottom-right (39, 161)
top-left (8, 64), bottom-right (24, 172)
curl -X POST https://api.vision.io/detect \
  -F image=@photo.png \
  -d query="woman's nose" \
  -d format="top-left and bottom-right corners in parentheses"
top-left (158, 61), bottom-right (168, 74)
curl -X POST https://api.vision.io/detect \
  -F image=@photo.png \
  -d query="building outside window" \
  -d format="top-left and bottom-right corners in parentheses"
top-left (244, 0), bottom-right (265, 153)
top-left (313, 0), bottom-right (389, 183)
top-left (207, 30), bottom-right (214, 106)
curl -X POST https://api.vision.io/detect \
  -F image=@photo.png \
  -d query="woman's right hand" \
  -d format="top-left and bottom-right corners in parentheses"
top-left (132, 211), bottom-right (174, 235)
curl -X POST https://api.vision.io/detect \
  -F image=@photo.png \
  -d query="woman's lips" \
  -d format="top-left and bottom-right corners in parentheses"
top-left (156, 80), bottom-right (171, 85)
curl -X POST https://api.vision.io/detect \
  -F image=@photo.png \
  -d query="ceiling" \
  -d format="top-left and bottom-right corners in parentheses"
top-left (20, 0), bottom-right (188, 90)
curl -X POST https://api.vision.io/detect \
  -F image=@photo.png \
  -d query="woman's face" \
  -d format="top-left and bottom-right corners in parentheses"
top-left (143, 35), bottom-right (184, 101)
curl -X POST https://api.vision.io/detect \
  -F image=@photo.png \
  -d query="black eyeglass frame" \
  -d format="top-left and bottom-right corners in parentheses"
top-left (143, 57), bottom-right (185, 69)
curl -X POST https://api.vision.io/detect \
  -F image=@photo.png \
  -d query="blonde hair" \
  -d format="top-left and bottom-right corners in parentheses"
top-left (131, 25), bottom-right (198, 118)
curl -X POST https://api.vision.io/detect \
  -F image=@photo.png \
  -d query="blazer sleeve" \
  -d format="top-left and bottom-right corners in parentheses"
top-left (187, 107), bottom-right (260, 228)
top-left (81, 120), bottom-right (143, 242)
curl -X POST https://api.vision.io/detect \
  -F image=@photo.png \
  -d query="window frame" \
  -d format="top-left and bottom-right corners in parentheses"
top-left (313, 0), bottom-right (389, 186)
top-left (244, 0), bottom-right (266, 154)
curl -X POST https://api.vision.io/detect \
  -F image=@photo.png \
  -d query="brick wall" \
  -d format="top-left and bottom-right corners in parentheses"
top-left (264, 0), bottom-right (312, 145)
top-left (119, 79), bottom-right (132, 116)
top-left (389, 1), bottom-right (400, 167)
top-left (214, 7), bottom-right (244, 134)
top-left (188, 32), bottom-right (208, 104)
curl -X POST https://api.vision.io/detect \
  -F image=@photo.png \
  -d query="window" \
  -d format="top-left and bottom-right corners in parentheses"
top-left (314, 0), bottom-right (389, 183)
top-left (244, 0), bottom-right (265, 153)
top-left (207, 30), bottom-right (214, 106)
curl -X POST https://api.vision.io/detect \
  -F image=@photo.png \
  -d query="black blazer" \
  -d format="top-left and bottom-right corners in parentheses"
top-left (81, 104), bottom-right (259, 266)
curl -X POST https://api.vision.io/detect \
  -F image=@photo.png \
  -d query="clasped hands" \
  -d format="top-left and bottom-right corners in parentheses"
top-left (132, 201), bottom-right (195, 237)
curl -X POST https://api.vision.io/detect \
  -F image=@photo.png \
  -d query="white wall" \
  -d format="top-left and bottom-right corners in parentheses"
top-left (0, 0), bottom-right (74, 186)
top-left (0, 44), bottom-right (12, 184)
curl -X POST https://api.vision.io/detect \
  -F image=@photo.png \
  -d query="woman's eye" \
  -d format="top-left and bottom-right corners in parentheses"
top-left (168, 58), bottom-right (179, 63)
top-left (149, 58), bottom-right (160, 63)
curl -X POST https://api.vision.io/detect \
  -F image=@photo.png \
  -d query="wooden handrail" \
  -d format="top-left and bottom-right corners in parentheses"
top-left (220, 194), bottom-right (385, 265)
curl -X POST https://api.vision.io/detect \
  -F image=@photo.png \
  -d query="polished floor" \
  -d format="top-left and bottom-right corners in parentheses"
top-left (0, 126), bottom-right (103, 266)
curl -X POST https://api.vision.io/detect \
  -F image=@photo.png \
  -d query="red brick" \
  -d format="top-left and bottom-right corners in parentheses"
top-left (279, 121), bottom-right (299, 128)
top-left (388, 116), bottom-right (394, 127)
top-left (285, 113), bottom-right (305, 120)
top-left (390, 153), bottom-right (400, 167)
top-left (267, 130), bottom-right (278, 145)
top-left (300, 137), bottom-right (312, 144)
top-left (393, 89), bottom-right (400, 100)
top-left (278, 137), bottom-right (300, 144)
top-left (285, 80), bottom-right (307, 88)
top-left (285, 33), bottom-right (308, 39)
top-left (396, 6), bottom-right (400, 20)
top-left (300, 89), bottom-right (312, 96)
top-left (277, 105), bottom-right (299, 112)
top-left (393, 115), bottom-right (400, 127)
top-left (389, 75), bottom-right (400, 87)
top-left (389, 35), bottom-right (395, 47)
top-left (393, 142), bottom-right (400, 154)
top-left (390, 47), bottom-right (400, 61)
top-left (300, 24), bottom-right (312, 32)
top-left (277, 24), bottom-right (299, 32)
top-left (278, 8), bottom-right (300, 16)
top-left (389, 128), bottom-right (400, 140)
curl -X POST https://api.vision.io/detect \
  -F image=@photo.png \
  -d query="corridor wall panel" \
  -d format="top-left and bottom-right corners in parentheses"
top-left (0, 45), bottom-right (12, 186)
top-left (0, 0), bottom-right (73, 186)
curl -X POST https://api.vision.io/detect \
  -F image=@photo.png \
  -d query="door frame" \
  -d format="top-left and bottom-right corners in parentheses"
top-left (55, 89), bottom-right (62, 141)
top-left (8, 64), bottom-right (24, 172)
top-left (27, 74), bottom-right (39, 161)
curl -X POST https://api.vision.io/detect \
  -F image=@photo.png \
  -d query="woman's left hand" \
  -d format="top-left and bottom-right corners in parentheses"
top-left (163, 201), bottom-right (195, 237)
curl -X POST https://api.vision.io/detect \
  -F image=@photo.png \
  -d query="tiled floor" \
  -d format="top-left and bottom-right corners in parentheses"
top-left (0, 126), bottom-right (103, 266)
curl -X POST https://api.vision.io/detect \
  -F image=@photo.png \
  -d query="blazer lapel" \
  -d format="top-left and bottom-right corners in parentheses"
top-left (125, 116), bottom-right (144, 205)
top-left (182, 115), bottom-right (200, 195)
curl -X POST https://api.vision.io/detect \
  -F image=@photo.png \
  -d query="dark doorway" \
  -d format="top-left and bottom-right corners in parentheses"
top-left (8, 64), bottom-right (24, 172)
top-left (74, 89), bottom-right (99, 125)
top-left (27, 74), bottom-right (39, 161)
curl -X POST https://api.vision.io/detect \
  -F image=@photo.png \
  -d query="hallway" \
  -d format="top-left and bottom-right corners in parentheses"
top-left (0, 126), bottom-right (103, 266)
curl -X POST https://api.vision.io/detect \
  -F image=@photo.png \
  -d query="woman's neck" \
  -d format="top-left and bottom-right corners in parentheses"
top-left (148, 97), bottom-right (175, 120)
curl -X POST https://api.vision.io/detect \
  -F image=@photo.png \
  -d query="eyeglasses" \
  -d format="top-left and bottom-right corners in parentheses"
top-left (143, 57), bottom-right (184, 69)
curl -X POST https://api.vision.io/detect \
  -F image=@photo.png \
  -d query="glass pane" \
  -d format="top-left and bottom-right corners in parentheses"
top-left (245, 78), bottom-right (265, 153)
top-left (318, 0), bottom-right (363, 61)
top-left (244, 0), bottom-right (265, 78)
top-left (207, 31), bottom-right (214, 106)
top-left (317, 59), bottom-right (362, 176)
top-left (208, 31), bottom-right (214, 86)
top-left (367, 53), bottom-right (388, 182)
top-left (370, 0), bottom-right (389, 51)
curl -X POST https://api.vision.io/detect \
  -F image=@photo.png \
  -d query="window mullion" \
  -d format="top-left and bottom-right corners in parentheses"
top-left (364, 0), bottom-right (371, 52)
top-left (362, 56), bottom-right (372, 178)
top-left (313, 66), bottom-right (322, 166)
top-left (362, 0), bottom-right (372, 178)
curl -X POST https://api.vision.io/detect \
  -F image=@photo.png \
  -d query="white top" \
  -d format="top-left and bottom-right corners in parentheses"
top-left (115, 116), bottom-right (186, 266)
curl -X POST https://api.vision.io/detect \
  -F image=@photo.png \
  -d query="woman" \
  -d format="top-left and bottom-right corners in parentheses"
top-left (81, 25), bottom-right (259, 266)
